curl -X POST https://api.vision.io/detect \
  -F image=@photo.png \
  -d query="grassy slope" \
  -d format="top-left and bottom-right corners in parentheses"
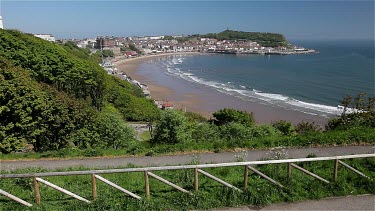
top-left (1, 126), bottom-right (373, 160)
top-left (0, 158), bottom-right (374, 210)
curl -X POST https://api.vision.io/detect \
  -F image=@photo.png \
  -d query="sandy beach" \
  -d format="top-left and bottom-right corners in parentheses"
top-left (114, 53), bottom-right (329, 125)
top-left (114, 52), bottom-right (211, 117)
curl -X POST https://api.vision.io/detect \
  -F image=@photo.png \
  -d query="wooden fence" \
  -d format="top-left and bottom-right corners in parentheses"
top-left (1, 153), bottom-right (374, 207)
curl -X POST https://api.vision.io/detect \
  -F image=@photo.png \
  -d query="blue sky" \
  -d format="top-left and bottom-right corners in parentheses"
top-left (1, 1), bottom-right (374, 40)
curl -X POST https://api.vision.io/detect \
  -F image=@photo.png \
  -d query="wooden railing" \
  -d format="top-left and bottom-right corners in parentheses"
top-left (1, 153), bottom-right (374, 207)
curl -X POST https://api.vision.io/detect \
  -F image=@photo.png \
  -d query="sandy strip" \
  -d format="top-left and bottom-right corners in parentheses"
top-left (114, 52), bottom-right (212, 117)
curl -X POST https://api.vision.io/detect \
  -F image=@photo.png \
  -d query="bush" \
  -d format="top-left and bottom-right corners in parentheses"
top-left (192, 123), bottom-right (220, 143)
top-left (220, 122), bottom-right (253, 143)
top-left (272, 120), bottom-right (296, 136)
top-left (295, 121), bottom-right (321, 135)
top-left (93, 105), bottom-right (137, 149)
top-left (70, 104), bottom-right (137, 150)
top-left (326, 93), bottom-right (375, 130)
top-left (251, 125), bottom-right (283, 138)
top-left (184, 111), bottom-right (207, 123)
top-left (152, 110), bottom-right (193, 144)
top-left (212, 108), bottom-right (255, 126)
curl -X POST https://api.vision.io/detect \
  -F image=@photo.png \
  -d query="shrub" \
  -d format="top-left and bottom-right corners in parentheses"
top-left (152, 110), bottom-right (193, 144)
top-left (93, 105), bottom-right (137, 149)
top-left (251, 124), bottom-right (283, 138)
top-left (220, 122), bottom-right (253, 141)
top-left (192, 123), bottom-right (220, 143)
top-left (295, 121), bottom-right (321, 135)
top-left (212, 108), bottom-right (255, 126)
top-left (184, 111), bottom-right (207, 123)
top-left (251, 125), bottom-right (282, 138)
top-left (326, 93), bottom-right (375, 130)
top-left (272, 120), bottom-right (296, 136)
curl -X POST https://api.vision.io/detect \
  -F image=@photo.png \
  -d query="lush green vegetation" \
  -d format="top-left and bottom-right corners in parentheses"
top-left (0, 29), bottom-right (159, 154)
top-left (0, 29), bottom-right (374, 161)
top-left (1, 157), bottom-right (374, 210)
top-left (1, 90), bottom-right (375, 159)
top-left (200, 30), bottom-right (290, 47)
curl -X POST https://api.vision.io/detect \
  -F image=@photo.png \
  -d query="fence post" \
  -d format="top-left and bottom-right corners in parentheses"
top-left (244, 165), bottom-right (249, 189)
top-left (33, 176), bottom-right (41, 205)
top-left (144, 171), bottom-right (150, 198)
top-left (91, 174), bottom-right (97, 200)
top-left (194, 168), bottom-right (199, 192)
top-left (334, 159), bottom-right (339, 180)
top-left (287, 163), bottom-right (292, 178)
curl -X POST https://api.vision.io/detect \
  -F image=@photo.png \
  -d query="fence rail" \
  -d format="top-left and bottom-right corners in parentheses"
top-left (1, 153), bottom-right (374, 207)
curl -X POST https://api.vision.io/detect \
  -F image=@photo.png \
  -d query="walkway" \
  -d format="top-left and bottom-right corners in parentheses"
top-left (1, 145), bottom-right (373, 171)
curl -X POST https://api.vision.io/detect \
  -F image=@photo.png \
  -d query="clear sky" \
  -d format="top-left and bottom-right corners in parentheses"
top-left (1, 0), bottom-right (374, 40)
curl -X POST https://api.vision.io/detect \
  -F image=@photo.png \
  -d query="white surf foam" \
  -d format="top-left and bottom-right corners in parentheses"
top-left (161, 57), bottom-right (343, 116)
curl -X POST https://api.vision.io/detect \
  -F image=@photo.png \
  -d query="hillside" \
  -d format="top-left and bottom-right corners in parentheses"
top-left (200, 30), bottom-right (290, 47)
top-left (0, 29), bottom-right (159, 153)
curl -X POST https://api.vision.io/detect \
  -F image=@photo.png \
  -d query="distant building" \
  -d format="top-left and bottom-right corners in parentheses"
top-left (77, 38), bottom-right (96, 48)
top-left (34, 34), bottom-right (56, 42)
top-left (95, 36), bottom-right (116, 49)
top-left (124, 51), bottom-right (138, 57)
top-left (0, 16), bottom-right (3, 29)
top-left (161, 102), bottom-right (174, 110)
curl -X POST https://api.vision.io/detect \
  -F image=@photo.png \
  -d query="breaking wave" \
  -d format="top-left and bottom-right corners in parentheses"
top-left (159, 56), bottom-right (343, 117)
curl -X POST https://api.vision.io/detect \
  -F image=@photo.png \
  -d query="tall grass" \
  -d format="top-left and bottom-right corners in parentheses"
top-left (1, 158), bottom-right (374, 210)
top-left (1, 126), bottom-right (374, 161)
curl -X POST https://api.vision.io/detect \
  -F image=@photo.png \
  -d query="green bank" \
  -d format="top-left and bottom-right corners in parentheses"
top-left (1, 157), bottom-right (374, 210)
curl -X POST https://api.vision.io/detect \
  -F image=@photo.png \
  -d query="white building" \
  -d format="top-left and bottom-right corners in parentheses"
top-left (0, 16), bottom-right (3, 29)
top-left (34, 34), bottom-right (56, 42)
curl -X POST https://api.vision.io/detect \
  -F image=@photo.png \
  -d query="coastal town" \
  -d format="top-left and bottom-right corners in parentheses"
top-left (62, 34), bottom-right (316, 57)
top-left (34, 32), bottom-right (316, 59)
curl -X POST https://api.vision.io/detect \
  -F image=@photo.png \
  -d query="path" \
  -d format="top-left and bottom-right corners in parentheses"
top-left (1, 145), bottom-right (373, 171)
top-left (214, 194), bottom-right (375, 210)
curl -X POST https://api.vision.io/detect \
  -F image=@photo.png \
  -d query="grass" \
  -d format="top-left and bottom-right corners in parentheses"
top-left (1, 126), bottom-right (374, 161)
top-left (0, 158), bottom-right (374, 210)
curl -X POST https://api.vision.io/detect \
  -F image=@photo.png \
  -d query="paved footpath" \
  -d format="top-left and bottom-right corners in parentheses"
top-left (214, 194), bottom-right (375, 211)
top-left (1, 145), bottom-right (374, 171)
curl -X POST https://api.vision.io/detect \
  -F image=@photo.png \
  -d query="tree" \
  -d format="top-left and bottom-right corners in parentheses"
top-left (272, 120), bottom-right (296, 136)
top-left (102, 49), bottom-right (114, 58)
top-left (212, 108), bottom-right (255, 126)
top-left (192, 123), bottom-right (220, 143)
top-left (128, 43), bottom-right (142, 54)
top-left (163, 36), bottom-right (174, 40)
top-left (326, 93), bottom-right (375, 130)
top-left (152, 110), bottom-right (192, 144)
top-left (295, 121), bottom-right (321, 135)
top-left (93, 105), bottom-right (136, 149)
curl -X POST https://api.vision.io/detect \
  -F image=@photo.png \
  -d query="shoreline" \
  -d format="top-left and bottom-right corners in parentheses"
top-left (113, 53), bottom-right (329, 125)
top-left (114, 52), bottom-right (213, 118)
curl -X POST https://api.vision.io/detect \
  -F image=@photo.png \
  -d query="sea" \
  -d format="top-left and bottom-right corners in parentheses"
top-left (138, 40), bottom-right (374, 118)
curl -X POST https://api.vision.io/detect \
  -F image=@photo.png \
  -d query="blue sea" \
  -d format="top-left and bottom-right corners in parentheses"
top-left (140, 40), bottom-right (374, 118)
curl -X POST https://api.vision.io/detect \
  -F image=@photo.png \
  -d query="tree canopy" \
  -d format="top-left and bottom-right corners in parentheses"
top-left (0, 29), bottom-right (159, 153)
top-left (212, 108), bottom-right (255, 126)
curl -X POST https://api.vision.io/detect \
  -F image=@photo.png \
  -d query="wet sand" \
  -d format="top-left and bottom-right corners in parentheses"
top-left (114, 53), bottom-right (329, 125)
